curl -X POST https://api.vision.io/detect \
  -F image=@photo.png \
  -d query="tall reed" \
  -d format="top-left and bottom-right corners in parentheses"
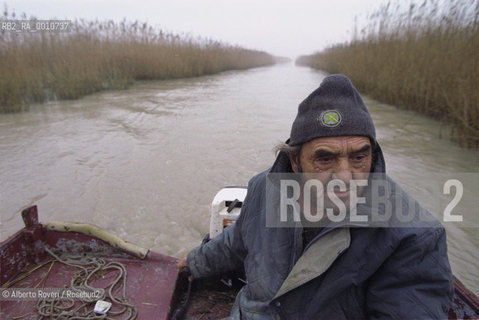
top-left (297, 0), bottom-right (479, 148)
top-left (0, 9), bottom-right (274, 113)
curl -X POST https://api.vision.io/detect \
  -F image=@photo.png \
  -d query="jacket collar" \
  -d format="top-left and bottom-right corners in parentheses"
top-left (273, 227), bottom-right (351, 299)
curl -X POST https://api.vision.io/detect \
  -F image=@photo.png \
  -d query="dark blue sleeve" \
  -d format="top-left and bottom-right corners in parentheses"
top-left (366, 227), bottom-right (454, 319)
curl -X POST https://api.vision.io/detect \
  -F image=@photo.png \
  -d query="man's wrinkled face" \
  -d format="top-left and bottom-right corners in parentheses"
top-left (288, 136), bottom-right (372, 214)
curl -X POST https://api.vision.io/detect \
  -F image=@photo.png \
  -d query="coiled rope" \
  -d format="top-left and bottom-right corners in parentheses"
top-left (35, 247), bottom-right (138, 320)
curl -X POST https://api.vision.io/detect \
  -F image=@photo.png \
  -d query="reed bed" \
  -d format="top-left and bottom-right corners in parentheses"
top-left (0, 10), bottom-right (274, 113)
top-left (297, 0), bottom-right (479, 148)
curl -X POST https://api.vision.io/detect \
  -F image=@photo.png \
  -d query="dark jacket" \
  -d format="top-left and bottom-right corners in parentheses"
top-left (187, 146), bottom-right (454, 319)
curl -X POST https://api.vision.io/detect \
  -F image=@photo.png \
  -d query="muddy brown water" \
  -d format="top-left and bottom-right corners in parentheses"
top-left (1, 63), bottom-right (478, 295)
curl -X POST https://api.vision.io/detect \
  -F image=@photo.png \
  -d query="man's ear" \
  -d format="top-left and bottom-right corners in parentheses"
top-left (288, 153), bottom-right (299, 173)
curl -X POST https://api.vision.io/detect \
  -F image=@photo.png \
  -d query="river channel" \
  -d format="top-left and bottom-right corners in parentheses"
top-left (1, 62), bottom-right (478, 294)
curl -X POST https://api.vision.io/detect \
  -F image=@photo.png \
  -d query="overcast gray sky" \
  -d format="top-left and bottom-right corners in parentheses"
top-left (5, 0), bottom-right (391, 58)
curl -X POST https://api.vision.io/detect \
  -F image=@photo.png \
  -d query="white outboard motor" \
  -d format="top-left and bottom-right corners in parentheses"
top-left (209, 187), bottom-right (247, 239)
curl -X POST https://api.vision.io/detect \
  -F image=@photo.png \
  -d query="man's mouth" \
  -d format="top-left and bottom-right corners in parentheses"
top-left (332, 187), bottom-right (350, 199)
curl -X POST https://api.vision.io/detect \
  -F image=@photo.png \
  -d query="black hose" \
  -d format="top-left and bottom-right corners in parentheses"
top-left (170, 271), bottom-right (193, 320)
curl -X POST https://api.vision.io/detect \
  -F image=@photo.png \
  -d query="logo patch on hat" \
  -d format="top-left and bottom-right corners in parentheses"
top-left (319, 110), bottom-right (342, 127)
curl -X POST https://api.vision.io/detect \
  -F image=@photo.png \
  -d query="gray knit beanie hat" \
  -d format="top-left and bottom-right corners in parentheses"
top-left (289, 74), bottom-right (376, 146)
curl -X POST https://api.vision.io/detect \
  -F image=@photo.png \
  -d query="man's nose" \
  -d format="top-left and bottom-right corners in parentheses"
top-left (331, 157), bottom-right (352, 186)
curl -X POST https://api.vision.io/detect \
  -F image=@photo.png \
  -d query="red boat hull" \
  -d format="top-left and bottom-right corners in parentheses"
top-left (0, 207), bottom-right (179, 320)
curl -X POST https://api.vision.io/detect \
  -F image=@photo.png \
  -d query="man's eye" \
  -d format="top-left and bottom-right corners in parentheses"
top-left (351, 155), bottom-right (366, 162)
top-left (316, 157), bottom-right (333, 163)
